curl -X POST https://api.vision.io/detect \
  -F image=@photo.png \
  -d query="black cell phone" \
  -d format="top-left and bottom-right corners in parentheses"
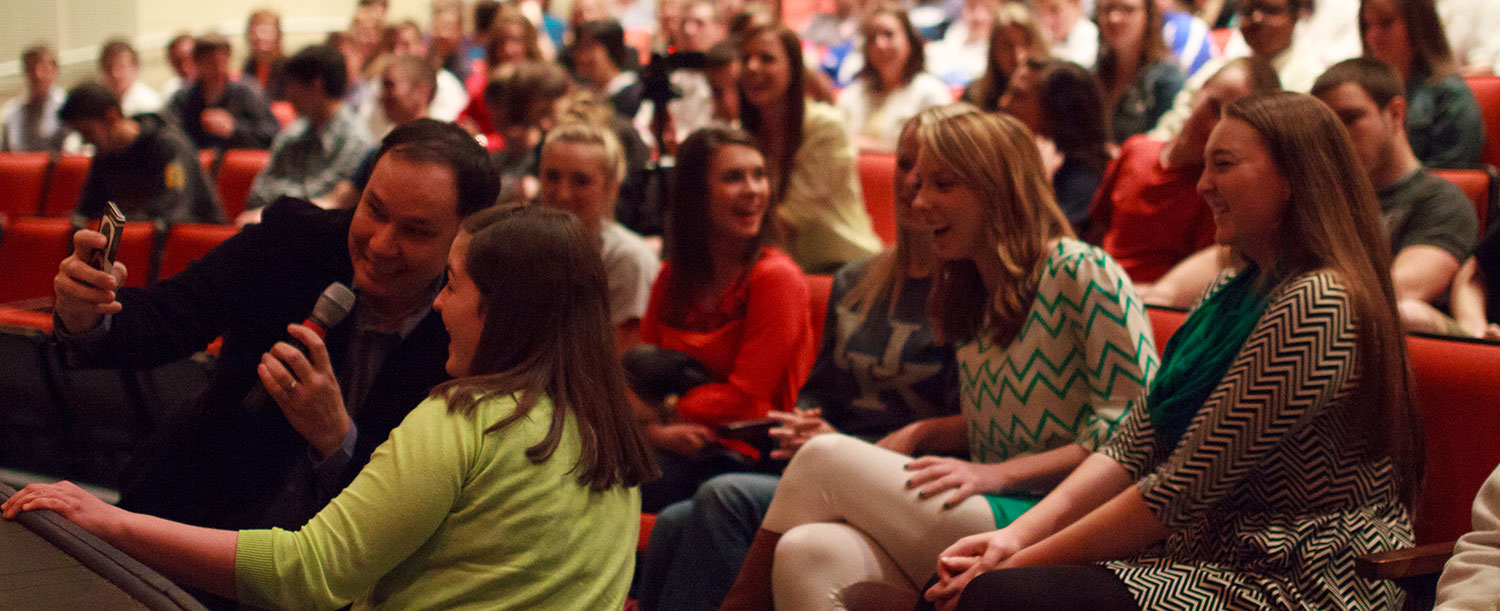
top-left (93, 201), bottom-right (125, 272)
top-left (717, 416), bottom-right (780, 442)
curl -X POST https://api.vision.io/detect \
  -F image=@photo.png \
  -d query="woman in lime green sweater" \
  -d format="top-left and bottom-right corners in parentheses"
top-left (2, 205), bottom-right (659, 610)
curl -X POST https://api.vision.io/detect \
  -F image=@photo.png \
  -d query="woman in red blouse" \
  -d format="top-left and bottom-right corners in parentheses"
top-left (630, 126), bottom-right (818, 512)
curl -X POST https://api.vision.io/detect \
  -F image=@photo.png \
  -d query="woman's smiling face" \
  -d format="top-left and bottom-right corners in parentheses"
top-left (911, 148), bottom-right (988, 262)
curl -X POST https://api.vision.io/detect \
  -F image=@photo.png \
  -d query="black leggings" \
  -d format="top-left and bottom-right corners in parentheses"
top-left (914, 565), bottom-right (1139, 611)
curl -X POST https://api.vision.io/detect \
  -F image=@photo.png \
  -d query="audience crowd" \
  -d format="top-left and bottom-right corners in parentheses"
top-left (4, 0), bottom-right (1500, 608)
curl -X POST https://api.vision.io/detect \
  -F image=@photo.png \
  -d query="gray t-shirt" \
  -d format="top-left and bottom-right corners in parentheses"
top-left (1378, 168), bottom-right (1478, 261)
top-left (600, 221), bottom-right (660, 326)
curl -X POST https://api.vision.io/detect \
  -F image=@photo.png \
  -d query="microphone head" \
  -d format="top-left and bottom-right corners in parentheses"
top-left (309, 282), bottom-right (357, 330)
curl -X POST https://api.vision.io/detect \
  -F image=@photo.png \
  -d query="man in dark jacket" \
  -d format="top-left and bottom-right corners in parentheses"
top-left (50, 120), bottom-right (498, 534)
top-left (166, 35), bottom-right (281, 149)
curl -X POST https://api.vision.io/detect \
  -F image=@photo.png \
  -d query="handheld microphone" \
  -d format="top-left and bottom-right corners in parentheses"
top-left (301, 282), bottom-right (357, 343)
top-left (244, 282), bottom-right (357, 410)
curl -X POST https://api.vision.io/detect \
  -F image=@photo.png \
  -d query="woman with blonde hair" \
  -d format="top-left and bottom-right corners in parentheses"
top-left (536, 121), bottom-right (658, 350)
top-left (925, 91), bottom-right (1422, 611)
top-left (719, 109), bottom-right (1157, 611)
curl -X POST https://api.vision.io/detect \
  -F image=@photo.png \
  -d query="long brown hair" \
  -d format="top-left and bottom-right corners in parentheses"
top-left (1094, 0), bottom-right (1170, 90)
top-left (662, 127), bottom-right (774, 324)
top-left (738, 23), bottom-right (806, 203)
top-left (921, 112), bottom-right (1074, 347)
top-left (843, 104), bottom-right (980, 318)
top-left (433, 206), bottom-right (659, 490)
top-left (853, 5), bottom-right (927, 93)
top-left (1225, 91), bottom-right (1422, 505)
top-left (487, 3), bottom-right (544, 66)
top-left (1358, 0), bottom-right (1455, 84)
top-left (966, 3), bottom-right (1049, 112)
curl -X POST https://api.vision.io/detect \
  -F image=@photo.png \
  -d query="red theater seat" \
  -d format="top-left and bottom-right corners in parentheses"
top-left (1405, 334), bottom-right (1500, 544)
top-left (40, 155), bottom-right (90, 217)
top-left (1358, 333), bottom-right (1500, 606)
top-left (159, 223), bottom-right (239, 280)
top-left (1433, 166), bottom-right (1497, 231)
top-left (217, 149), bottom-right (270, 220)
top-left (857, 153), bottom-right (898, 246)
top-left (1465, 75), bottom-right (1500, 171)
top-left (0, 152), bottom-right (49, 218)
top-left (0, 217), bottom-right (73, 306)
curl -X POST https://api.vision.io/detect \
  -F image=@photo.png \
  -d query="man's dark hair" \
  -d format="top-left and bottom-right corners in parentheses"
top-left (572, 19), bottom-right (634, 71)
top-left (284, 44), bottom-right (350, 98)
top-left (59, 82), bottom-right (122, 123)
top-left (474, 0), bottom-right (502, 33)
top-left (483, 61), bottom-right (571, 128)
top-left (1311, 57), bottom-right (1404, 109)
top-left (374, 118), bottom-right (500, 217)
top-left (192, 34), bottom-right (232, 61)
top-left (21, 43), bottom-right (55, 66)
top-left (98, 39), bottom-right (138, 68)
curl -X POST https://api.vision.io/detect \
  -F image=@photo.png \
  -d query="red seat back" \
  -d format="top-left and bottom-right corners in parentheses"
top-left (1145, 305), bottom-right (1186, 353)
top-left (112, 222), bottom-right (158, 288)
top-left (0, 152), bottom-right (49, 218)
top-left (40, 155), bottom-right (91, 217)
top-left (806, 274), bottom-right (834, 350)
top-left (1432, 166), bottom-right (1495, 232)
top-left (159, 223), bottom-right (239, 280)
top-left (857, 153), bottom-right (898, 246)
top-left (0, 217), bottom-right (73, 305)
top-left (1407, 334), bottom-right (1500, 544)
top-left (217, 149), bottom-right (270, 220)
top-left (1465, 75), bottom-right (1500, 171)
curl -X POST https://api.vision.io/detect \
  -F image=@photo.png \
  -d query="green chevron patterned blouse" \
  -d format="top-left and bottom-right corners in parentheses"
top-left (957, 238), bottom-right (1159, 466)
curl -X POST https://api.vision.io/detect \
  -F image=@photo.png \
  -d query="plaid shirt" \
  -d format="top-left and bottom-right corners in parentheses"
top-left (246, 105), bottom-right (375, 210)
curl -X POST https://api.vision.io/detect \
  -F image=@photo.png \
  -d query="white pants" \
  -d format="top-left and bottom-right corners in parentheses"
top-left (763, 434), bottom-right (997, 611)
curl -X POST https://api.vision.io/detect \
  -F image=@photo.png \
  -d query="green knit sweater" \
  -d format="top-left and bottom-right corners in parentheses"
top-left (235, 393), bottom-right (640, 610)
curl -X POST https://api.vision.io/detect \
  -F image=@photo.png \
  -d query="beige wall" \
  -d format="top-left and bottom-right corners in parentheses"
top-left (0, 0), bottom-right (439, 101)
